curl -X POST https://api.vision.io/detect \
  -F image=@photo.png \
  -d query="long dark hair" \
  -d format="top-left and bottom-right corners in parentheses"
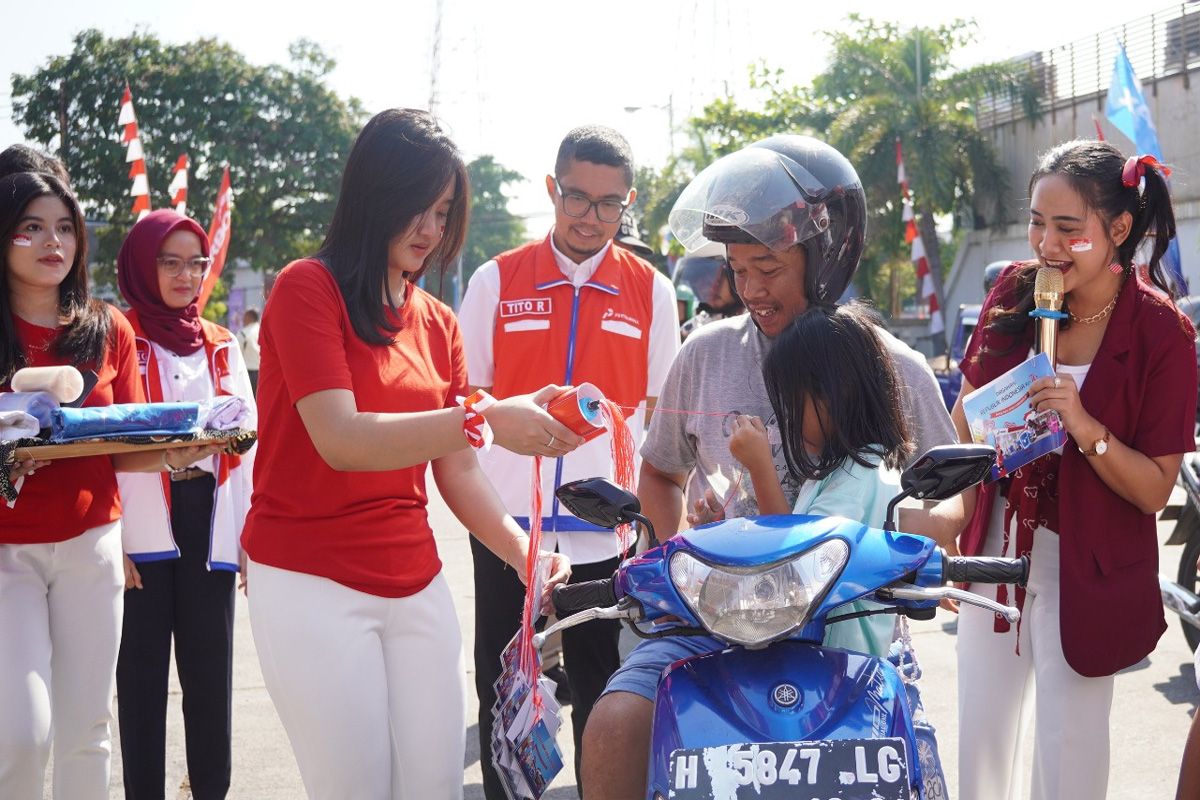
top-left (982, 139), bottom-right (1177, 343)
top-left (764, 303), bottom-right (912, 481)
top-left (316, 108), bottom-right (470, 345)
top-left (0, 171), bottom-right (109, 384)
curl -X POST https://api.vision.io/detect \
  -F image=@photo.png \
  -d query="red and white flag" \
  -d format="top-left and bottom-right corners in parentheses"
top-left (197, 167), bottom-right (232, 312)
top-left (168, 154), bottom-right (189, 215)
top-left (119, 84), bottom-right (151, 221)
top-left (895, 138), bottom-right (943, 335)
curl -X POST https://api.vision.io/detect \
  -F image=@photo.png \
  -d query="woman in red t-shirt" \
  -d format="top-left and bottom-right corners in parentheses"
top-left (0, 172), bottom-right (214, 799)
top-left (951, 140), bottom-right (1196, 800)
top-left (241, 109), bottom-right (583, 799)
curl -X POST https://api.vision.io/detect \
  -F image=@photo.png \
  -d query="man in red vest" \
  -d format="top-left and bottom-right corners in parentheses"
top-left (458, 125), bottom-right (679, 799)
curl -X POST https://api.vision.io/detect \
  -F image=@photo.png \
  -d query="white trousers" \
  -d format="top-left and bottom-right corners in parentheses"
top-left (957, 503), bottom-right (1114, 800)
top-left (0, 521), bottom-right (125, 800)
top-left (248, 559), bottom-right (467, 800)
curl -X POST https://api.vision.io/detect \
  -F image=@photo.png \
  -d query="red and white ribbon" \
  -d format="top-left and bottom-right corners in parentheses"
top-left (459, 389), bottom-right (497, 451)
top-left (119, 84), bottom-right (151, 221)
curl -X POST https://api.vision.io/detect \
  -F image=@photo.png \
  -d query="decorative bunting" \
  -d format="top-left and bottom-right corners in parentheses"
top-left (197, 167), bottom-right (233, 312)
top-left (168, 154), bottom-right (189, 215)
top-left (119, 84), bottom-right (151, 221)
top-left (895, 138), bottom-right (944, 335)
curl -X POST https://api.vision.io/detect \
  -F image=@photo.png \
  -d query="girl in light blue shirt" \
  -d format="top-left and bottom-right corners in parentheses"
top-left (728, 302), bottom-right (913, 656)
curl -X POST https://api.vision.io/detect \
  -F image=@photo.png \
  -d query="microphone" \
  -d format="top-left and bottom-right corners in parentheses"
top-left (1032, 267), bottom-right (1065, 369)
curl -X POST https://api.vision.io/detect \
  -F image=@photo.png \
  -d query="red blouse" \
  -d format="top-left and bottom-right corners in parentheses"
top-left (961, 263), bottom-right (1197, 677)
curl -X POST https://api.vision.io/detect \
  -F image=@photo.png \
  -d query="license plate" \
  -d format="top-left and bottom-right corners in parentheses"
top-left (667, 738), bottom-right (910, 799)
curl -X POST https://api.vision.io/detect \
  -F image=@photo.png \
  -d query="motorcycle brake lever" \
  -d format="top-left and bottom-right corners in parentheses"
top-left (879, 583), bottom-right (1020, 623)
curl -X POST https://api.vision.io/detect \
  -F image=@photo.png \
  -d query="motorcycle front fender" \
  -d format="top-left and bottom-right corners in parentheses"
top-left (646, 640), bottom-right (919, 798)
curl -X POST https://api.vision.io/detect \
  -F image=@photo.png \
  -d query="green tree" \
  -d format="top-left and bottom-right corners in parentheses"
top-left (11, 29), bottom-right (364, 293)
top-left (635, 17), bottom-right (1040, 334)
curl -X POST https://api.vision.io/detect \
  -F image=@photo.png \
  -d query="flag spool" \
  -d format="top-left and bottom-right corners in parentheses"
top-left (545, 383), bottom-right (607, 443)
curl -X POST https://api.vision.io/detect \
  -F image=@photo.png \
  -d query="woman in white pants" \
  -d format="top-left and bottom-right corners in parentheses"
top-left (0, 170), bottom-right (214, 800)
top-left (952, 140), bottom-right (1196, 799)
top-left (241, 109), bottom-right (584, 800)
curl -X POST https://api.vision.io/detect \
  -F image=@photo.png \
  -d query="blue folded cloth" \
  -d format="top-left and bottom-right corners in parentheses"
top-left (49, 402), bottom-right (201, 442)
top-left (0, 391), bottom-right (59, 428)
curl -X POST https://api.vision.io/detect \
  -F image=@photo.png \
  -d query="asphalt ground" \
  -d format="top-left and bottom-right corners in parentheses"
top-left (39, 481), bottom-right (1199, 799)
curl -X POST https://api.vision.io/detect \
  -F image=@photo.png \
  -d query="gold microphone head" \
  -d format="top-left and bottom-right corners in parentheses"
top-left (1034, 266), bottom-right (1065, 311)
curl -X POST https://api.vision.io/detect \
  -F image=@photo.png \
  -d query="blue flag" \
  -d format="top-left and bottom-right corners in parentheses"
top-left (1105, 43), bottom-right (1186, 292)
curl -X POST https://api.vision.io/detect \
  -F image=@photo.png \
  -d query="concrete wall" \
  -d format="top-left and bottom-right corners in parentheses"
top-left (946, 69), bottom-right (1200, 313)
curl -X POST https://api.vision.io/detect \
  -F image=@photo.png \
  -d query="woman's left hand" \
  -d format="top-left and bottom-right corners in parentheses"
top-left (539, 551), bottom-right (572, 615)
top-left (1027, 372), bottom-right (1096, 437)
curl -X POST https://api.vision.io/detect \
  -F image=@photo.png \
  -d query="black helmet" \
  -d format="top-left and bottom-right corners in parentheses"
top-left (671, 241), bottom-right (743, 316)
top-left (669, 134), bottom-right (866, 304)
top-left (614, 211), bottom-right (655, 261)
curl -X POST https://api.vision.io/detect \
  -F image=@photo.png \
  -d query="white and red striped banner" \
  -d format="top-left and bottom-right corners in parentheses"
top-left (119, 84), bottom-right (151, 221)
top-left (895, 138), bottom-right (943, 335)
top-left (197, 166), bottom-right (232, 312)
top-left (168, 154), bottom-right (189, 215)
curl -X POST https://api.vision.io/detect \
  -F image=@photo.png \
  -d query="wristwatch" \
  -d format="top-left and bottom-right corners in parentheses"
top-left (1079, 427), bottom-right (1110, 457)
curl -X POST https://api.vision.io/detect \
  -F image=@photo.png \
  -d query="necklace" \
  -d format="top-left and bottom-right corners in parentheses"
top-left (1068, 288), bottom-right (1120, 325)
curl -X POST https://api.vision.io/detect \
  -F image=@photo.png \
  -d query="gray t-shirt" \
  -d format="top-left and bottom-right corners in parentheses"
top-left (641, 312), bottom-right (957, 519)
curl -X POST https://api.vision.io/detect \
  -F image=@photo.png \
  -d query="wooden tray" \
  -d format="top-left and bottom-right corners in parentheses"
top-left (6, 430), bottom-right (256, 463)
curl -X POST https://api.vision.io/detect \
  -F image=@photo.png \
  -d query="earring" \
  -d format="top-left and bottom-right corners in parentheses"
top-left (1108, 262), bottom-right (1123, 274)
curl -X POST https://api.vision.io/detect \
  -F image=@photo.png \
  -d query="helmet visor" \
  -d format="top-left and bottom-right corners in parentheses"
top-left (669, 148), bottom-right (835, 253)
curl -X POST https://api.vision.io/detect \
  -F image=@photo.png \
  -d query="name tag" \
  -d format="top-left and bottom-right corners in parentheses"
top-left (500, 298), bottom-right (553, 318)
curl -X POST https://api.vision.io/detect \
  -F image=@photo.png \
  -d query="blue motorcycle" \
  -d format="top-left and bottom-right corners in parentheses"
top-left (535, 445), bottom-right (1028, 800)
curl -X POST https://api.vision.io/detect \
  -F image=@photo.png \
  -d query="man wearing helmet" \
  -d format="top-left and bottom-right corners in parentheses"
top-left (672, 241), bottom-right (744, 339)
top-left (580, 135), bottom-right (962, 798)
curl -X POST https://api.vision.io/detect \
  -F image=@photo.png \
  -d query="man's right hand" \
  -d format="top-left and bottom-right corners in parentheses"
top-left (686, 488), bottom-right (726, 527)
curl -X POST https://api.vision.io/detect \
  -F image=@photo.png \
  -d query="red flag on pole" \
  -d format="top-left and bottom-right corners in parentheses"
top-left (119, 84), bottom-right (151, 220)
top-left (197, 167), bottom-right (232, 312)
top-left (168, 155), bottom-right (189, 215)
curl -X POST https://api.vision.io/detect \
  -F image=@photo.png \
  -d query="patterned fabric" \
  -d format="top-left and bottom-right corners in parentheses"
top-left (996, 453), bottom-right (1061, 635)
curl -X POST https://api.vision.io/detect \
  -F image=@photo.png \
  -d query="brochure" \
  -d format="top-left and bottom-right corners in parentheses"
top-left (961, 352), bottom-right (1066, 481)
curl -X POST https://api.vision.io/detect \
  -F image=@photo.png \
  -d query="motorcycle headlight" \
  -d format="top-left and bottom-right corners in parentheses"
top-left (668, 539), bottom-right (849, 647)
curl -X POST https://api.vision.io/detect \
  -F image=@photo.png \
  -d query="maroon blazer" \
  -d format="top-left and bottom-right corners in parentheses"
top-left (961, 264), bottom-right (1197, 677)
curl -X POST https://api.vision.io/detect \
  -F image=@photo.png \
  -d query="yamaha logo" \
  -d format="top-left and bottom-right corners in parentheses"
top-left (772, 683), bottom-right (800, 708)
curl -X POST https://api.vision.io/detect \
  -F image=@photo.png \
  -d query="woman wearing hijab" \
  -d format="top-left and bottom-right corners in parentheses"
top-left (115, 209), bottom-right (256, 800)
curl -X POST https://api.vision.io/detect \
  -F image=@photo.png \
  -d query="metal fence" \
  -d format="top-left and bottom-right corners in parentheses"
top-left (978, 3), bottom-right (1200, 127)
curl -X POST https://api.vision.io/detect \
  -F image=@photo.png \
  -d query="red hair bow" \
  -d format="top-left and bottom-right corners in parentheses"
top-left (1122, 154), bottom-right (1172, 188)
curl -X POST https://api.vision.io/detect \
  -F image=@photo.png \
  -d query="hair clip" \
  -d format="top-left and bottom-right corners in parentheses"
top-left (1122, 154), bottom-right (1172, 189)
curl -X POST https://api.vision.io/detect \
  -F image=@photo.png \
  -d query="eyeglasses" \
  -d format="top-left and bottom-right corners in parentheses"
top-left (156, 256), bottom-right (212, 278)
top-left (554, 179), bottom-right (630, 224)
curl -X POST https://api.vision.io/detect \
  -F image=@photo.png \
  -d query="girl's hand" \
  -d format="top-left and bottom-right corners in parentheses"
top-left (7, 458), bottom-right (48, 484)
top-left (487, 385), bottom-right (585, 458)
top-left (729, 415), bottom-right (772, 472)
top-left (1027, 372), bottom-right (1101, 440)
top-left (687, 487), bottom-right (726, 527)
top-left (123, 555), bottom-right (143, 590)
top-left (539, 552), bottom-right (572, 615)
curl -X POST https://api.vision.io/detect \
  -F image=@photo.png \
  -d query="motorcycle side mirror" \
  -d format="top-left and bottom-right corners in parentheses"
top-left (884, 444), bottom-right (996, 532)
top-left (901, 444), bottom-right (996, 501)
top-left (556, 478), bottom-right (646, 530)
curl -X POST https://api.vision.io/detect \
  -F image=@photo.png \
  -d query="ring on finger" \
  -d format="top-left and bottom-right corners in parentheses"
top-left (547, 434), bottom-right (556, 447)
top-left (1053, 377), bottom-right (1062, 388)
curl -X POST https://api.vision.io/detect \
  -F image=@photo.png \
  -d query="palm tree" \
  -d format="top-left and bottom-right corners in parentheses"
top-left (792, 16), bottom-right (1040, 348)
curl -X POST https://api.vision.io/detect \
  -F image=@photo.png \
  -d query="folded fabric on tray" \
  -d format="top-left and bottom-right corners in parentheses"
top-left (198, 396), bottom-right (249, 431)
top-left (0, 410), bottom-right (40, 442)
top-left (49, 402), bottom-right (201, 442)
top-left (0, 391), bottom-right (59, 428)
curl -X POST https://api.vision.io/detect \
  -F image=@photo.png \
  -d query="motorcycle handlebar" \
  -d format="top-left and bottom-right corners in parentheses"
top-left (552, 578), bottom-right (618, 616)
top-left (943, 555), bottom-right (1029, 587)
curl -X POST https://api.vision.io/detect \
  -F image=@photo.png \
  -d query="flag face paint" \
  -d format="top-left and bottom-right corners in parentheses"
top-left (11, 234), bottom-right (32, 247)
top-left (1068, 238), bottom-right (1093, 253)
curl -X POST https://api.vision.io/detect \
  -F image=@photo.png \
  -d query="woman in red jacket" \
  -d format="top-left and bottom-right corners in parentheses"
top-left (952, 139), bottom-right (1196, 800)
top-left (241, 109), bottom-right (582, 799)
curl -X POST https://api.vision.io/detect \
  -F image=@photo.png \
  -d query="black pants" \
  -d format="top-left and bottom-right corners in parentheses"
top-left (471, 536), bottom-right (621, 800)
top-left (116, 475), bottom-right (235, 800)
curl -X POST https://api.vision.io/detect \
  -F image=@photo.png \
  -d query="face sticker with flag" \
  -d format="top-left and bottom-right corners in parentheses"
top-left (12, 235), bottom-right (32, 247)
top-left (1068, 238), bottom-right (1093, 253)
